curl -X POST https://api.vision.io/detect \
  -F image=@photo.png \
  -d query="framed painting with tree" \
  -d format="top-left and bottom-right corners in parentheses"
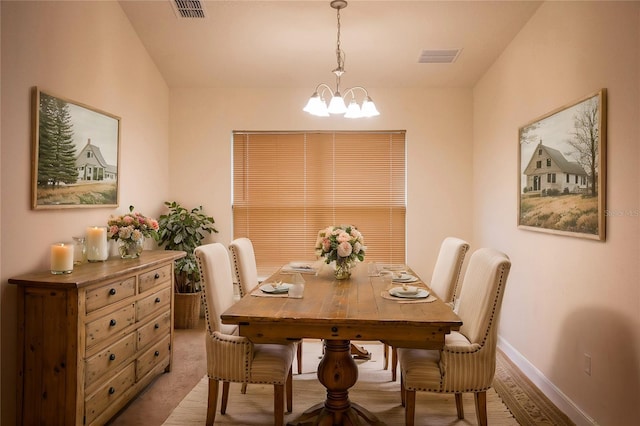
top-left (32, 87), bottom-right (120, 209)
top-left (518, 89), bottom-right (607, 241)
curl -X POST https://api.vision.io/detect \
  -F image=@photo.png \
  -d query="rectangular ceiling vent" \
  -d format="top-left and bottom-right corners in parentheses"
top-left (418, 49), bottom-right (462, 64)
top-left (171, 0), bottom-right (207, 19)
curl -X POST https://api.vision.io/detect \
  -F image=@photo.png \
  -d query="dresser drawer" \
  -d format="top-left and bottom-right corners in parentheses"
top-left (139, 264), bottom-right (172, 293)
top-left (84, 362), bottom-right (135, 425)
top-left (136, 287), bottom-right (171, 321)
top-left (85, 332), bottom-right (136, 387)
top-left (85, 277), bottom-right (136, 313)
top-left (86, 304), bottom-right (136, 349)
top-left (138, 310), bottom-right (171, 350)
top-left (10, 251), bottom-right (183, 426)
top-left (136, 335), bottom-right (171, 380)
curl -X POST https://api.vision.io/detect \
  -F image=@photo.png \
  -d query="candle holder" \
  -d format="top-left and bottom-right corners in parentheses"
top-left (72, 236), bottom-right (86, 265)
top-left (51, 242), bottom-right (74, 274)
top-left (86, 226), bottom-right (109, 262)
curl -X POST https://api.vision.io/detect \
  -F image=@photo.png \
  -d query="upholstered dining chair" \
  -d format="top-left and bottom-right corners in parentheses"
top-left (230, 237), bottom-right (303, 375)
top-left (397, 248), bottom-right (511, 426)
top-left (428, 237), bottom-right (471, 307)
top-left (386, 237), bottom-right (470, 380)
top-left (195, 243), bottom-right (296, 426)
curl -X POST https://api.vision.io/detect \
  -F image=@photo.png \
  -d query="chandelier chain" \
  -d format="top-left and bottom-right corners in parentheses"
top-left (336, 7), bottom-right (342, 69)
top-left (333, 6), bottom-right (346, 80)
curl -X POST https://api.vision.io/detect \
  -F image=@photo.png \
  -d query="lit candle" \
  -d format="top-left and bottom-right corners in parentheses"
top-left (51, 243), bottom-right (74, 274)
top-left (85, 226), bottom-right (108, 262)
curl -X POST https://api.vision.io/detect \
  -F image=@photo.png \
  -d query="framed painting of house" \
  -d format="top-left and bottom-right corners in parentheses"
top-left (518, 89), bottom-right (607, 241)
top-left (32, 87), bottom-right (120, 209)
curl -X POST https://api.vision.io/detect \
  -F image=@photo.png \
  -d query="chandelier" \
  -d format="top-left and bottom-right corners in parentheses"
top-left (303, 0), bottom-right (380, 118)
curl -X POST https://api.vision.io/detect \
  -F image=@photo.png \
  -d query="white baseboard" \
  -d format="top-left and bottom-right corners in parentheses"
top-left (497, 336), bottom-right (598, 426)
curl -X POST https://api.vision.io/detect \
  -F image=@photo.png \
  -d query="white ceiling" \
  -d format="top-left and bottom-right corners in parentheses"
top-left (119, 0), bottom-right (542, 89)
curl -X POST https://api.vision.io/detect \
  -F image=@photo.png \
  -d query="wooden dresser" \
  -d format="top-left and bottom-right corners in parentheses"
top-left (9, 250), bottom-right (185, 426)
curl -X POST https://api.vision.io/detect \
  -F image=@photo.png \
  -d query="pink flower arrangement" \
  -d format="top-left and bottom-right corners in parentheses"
top-left (315, 225), bottom-right (365, 267)
top-left (107, 205), bottom-right (159, 244)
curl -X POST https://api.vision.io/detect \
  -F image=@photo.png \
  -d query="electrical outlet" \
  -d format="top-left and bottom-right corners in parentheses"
top-left (584, 353), bottom-right (592, 376)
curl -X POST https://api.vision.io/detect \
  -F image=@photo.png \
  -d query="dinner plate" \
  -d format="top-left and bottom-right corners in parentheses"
top-left (260, 283), bottom-right (293, 294)
top-left (389, 287), bottom-right (429, 299)
top-left (286, 261), bottom-right (315, 272)
top-left (393, 285), bottom-right (419, 295)
top-left (392, 274), bottom-right (418, 283)
top-left (381, 264), bottom-right (406, 272)
top-left (288, 261), bottom-right (314, 269)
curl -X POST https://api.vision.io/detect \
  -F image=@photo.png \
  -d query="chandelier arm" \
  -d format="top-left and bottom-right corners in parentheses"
top-left (342, 86), bottom-right (370, 102)
top-left (314, 83), bottom-right (335, 98)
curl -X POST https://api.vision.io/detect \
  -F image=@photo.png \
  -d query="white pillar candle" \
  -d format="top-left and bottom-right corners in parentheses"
top-left (85, 226), bottom-right (109, 262)
top-left (50, 243), bottom-right (74, 274)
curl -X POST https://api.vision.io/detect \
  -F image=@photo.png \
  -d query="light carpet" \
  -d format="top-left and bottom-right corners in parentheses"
top-left (163, 340), bottom-right (517, 425)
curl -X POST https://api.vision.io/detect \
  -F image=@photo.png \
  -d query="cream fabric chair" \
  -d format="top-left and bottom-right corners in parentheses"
top-left (230, 237), bottom-right (303, 374)
top-left (229, 237), bottom-right (260, 299)
top-left (195, 243), bottom-right (296, 426)
top-left (429, 237), bottom-right (471, 307)
top-left (397, 248), bottom-right (511, 426)
top-left (387, 237), bottom-right (470, 380)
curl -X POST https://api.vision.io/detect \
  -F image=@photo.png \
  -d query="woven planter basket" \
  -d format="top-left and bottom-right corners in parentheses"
top-left (174, 292), bottom-right (201, 329)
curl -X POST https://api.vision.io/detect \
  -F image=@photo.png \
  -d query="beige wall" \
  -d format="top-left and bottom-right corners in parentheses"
top-left (3, 1), bottom-right (638, 425)
top-left (473, 2), bottom-right (640, 425)
top-left (168, 87), bottom-right (474, 281)
top-left (0, 1), bottom-right (170, 424)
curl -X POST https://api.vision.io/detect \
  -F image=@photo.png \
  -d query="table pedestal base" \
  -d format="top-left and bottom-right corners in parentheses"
top-left (287, 340), bottom-right (384, 426)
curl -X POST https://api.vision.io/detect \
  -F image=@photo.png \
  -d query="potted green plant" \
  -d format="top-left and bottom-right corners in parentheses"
top-left (156, 201), bottom-right (218, 328)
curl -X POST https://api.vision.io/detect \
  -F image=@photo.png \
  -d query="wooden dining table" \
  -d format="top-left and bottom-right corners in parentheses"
top-left (220, 263), bottom-right (462, 426)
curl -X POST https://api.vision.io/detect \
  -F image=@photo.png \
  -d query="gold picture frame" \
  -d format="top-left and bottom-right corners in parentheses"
top-left (32, 87), bottom-right (120, 209)
top-left (518, 89), bottom-right (607, 241)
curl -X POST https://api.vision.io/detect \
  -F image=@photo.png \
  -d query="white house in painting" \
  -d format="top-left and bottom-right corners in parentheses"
top-left (522, 142), bottom-right (588, 194)
top-left (75, 139), bottom-right (117, 182)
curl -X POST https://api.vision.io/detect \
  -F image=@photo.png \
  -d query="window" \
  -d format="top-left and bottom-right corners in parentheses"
top-left (546, 158), bottom-right (551, 167)
top-left (547, 173), bottom-right (556, 183)
top-left (233, 131), bottom-right (406, 269)
top-left (536, 160), bottom-right (541, 168)
top-left (566, 173), bottom-right (570, 183)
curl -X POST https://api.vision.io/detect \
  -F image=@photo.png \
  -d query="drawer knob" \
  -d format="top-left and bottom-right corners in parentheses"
top-left (155, 297), bottom-right (161, 303)
top-left (154, 323), bottom-right (160, 329)
top-left (331, 326), bottom-right (338, 332)
top-left (109, 319), bottom-right (117, 327)
top-left (154, 273), bottom-right (160, 279)
top-left (154, 350), bottom-right (160, 357)
top-left (108, 387), bottom-right (116, 395)
top-left (109, 288), bottom-right (117, 296)
top-left (109, 353), bottom-right (116, 361)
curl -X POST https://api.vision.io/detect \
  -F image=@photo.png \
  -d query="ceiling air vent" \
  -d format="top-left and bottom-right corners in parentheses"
top-left (418, 49), bottom-right (462, 64)
top-left (171, 0), bottom-right (207, 19)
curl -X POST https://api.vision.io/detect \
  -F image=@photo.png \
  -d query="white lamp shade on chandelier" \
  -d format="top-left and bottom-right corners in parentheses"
top-left (303, 0), bottom-right (380, 119)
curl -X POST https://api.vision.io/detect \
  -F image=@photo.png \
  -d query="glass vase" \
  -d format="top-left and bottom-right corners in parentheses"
top-left (119, 238), bottom-right (144, 259)
top-left (334, 260), bottom-right (352, 280)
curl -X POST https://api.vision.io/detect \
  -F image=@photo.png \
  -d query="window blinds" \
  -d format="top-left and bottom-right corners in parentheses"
top-left (233, 131), bottom-right (406, 269)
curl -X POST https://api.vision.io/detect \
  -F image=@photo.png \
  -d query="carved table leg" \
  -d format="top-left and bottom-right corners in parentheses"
top-left (287, 339), bottom-right (384, 426)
